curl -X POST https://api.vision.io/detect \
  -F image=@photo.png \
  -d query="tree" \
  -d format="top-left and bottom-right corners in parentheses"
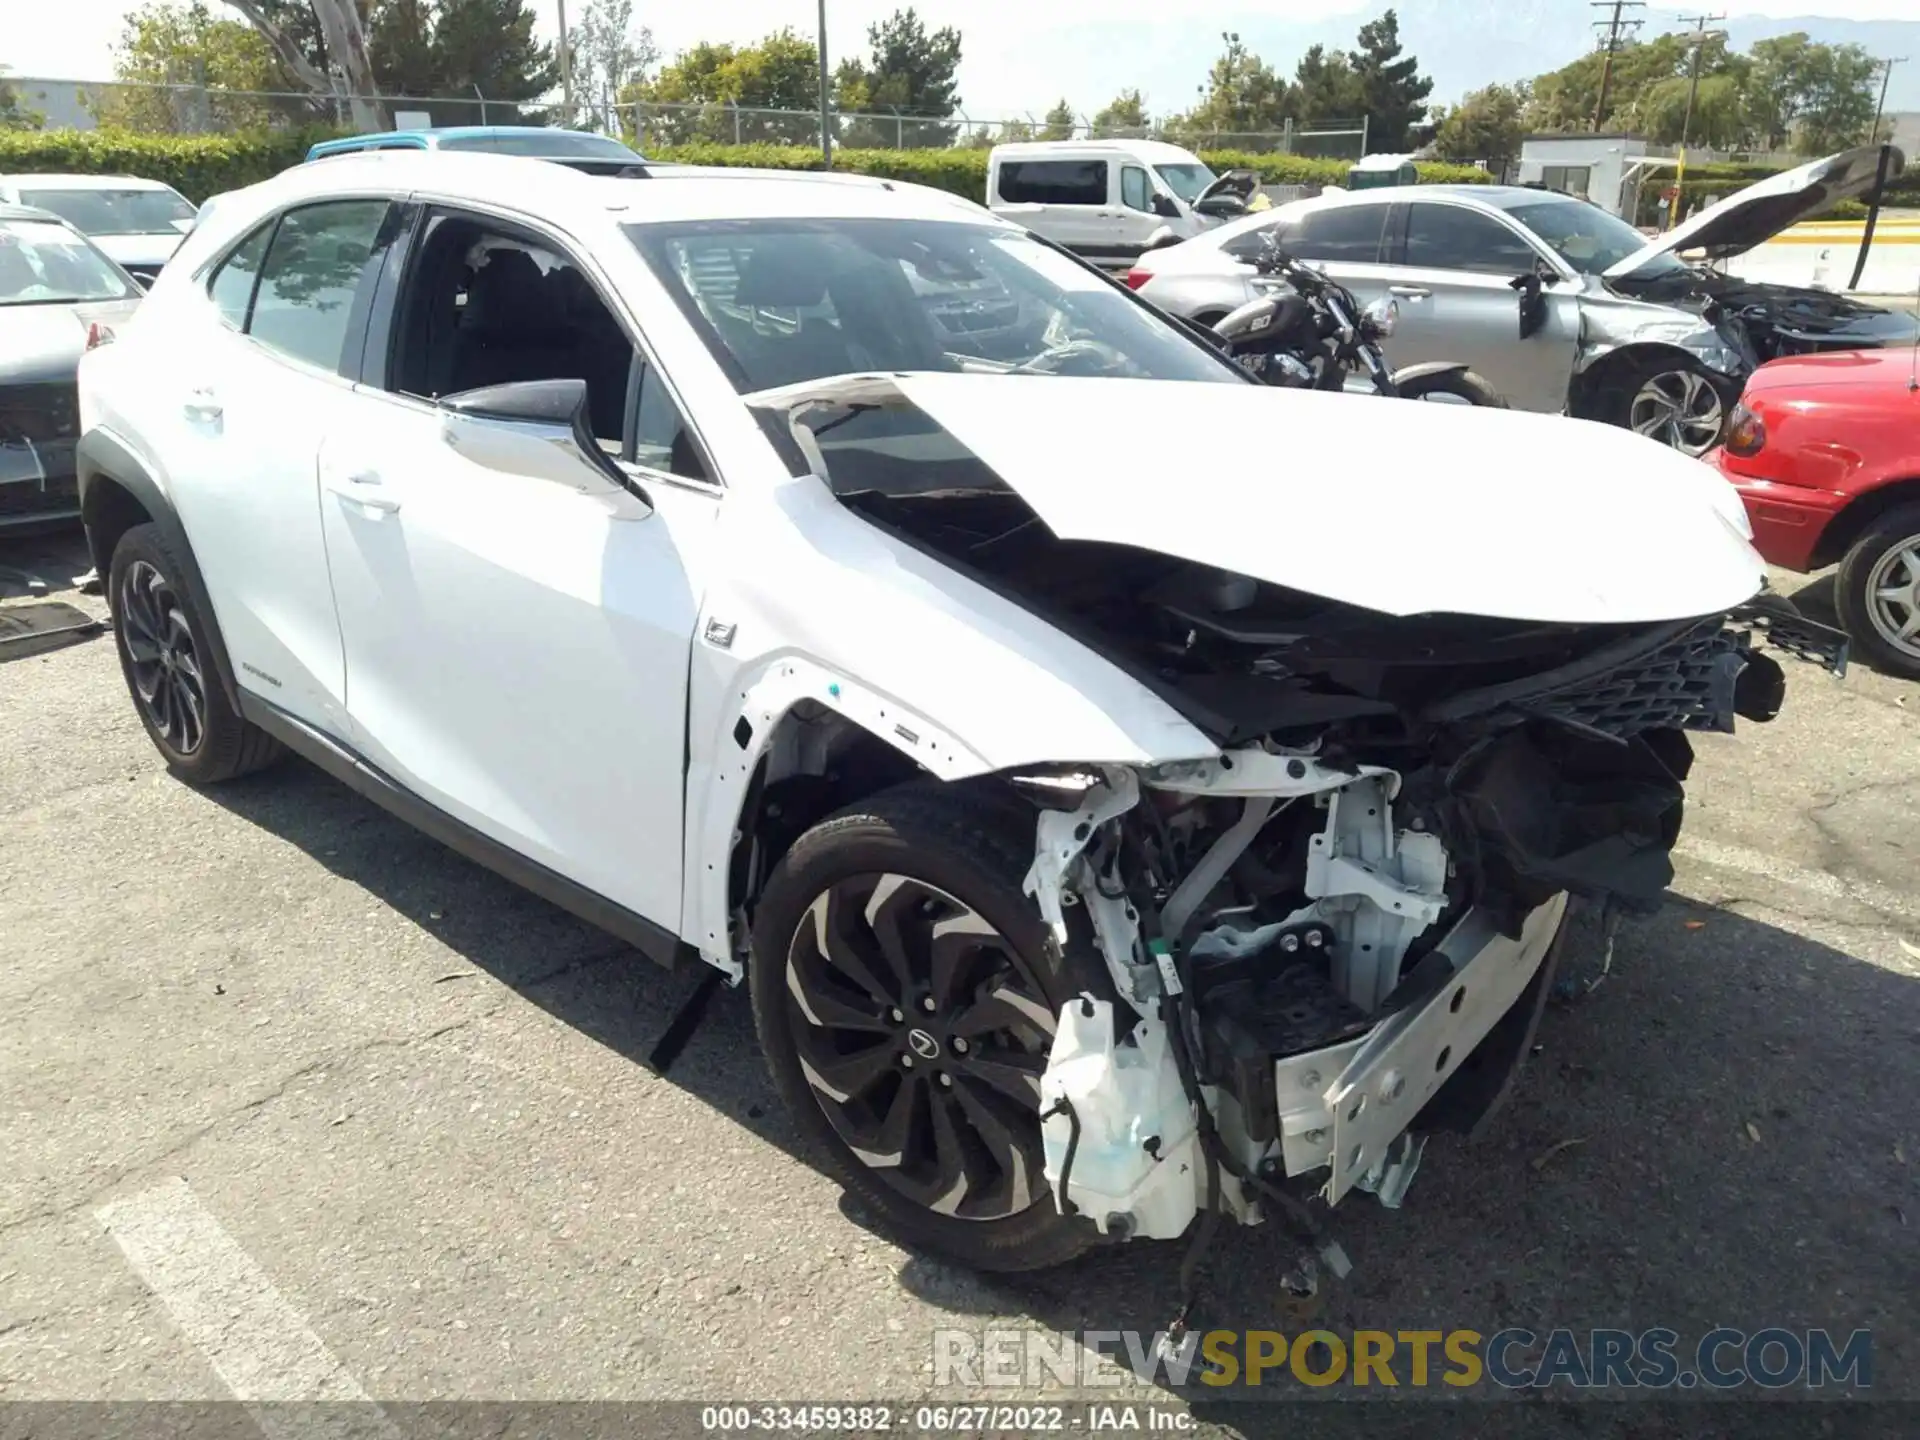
top-left (1524, 33), bottom-right (1693, 134)
top-left (1639, 72), bottom-right (1749, 150)
top-left (1, 66), bottom-right (45, 131)
top-left (1091, 88), bottom-right (1149, 137)
top-left (571, 0), bottom-right (656, 133)
top-left (630, 31), bottom-right (820, 144)
top-left (94, 2), bottom-right (289, 132)
top-left (1170, 32), bottom-right (1296, 150)
top-left (1292, 44), bottom-right (1361, 128)
top-left (1040, 98), bottom-right (1075, 141)
top-left (833, 8), bottom-right (964, 148)
top-left (429, 0), bottom-right (559, 121)
top-left (1350, 9), bottom-right (1432, 152)
top-left (229, 0), bottom-right (385, 131)
top-left (1430, 81), bottom-right (1528, 164)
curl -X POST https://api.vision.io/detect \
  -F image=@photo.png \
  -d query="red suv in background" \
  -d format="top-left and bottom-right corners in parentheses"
top-left (1715, 347), bottom-right (1920, 678)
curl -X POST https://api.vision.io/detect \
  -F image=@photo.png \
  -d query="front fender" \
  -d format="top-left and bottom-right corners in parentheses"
top-left (1391, 360), bottom-right (1474, 386)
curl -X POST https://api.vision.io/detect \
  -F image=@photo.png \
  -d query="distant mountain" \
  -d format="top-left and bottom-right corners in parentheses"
top-left (962, 1), bottom-right (1920, 127)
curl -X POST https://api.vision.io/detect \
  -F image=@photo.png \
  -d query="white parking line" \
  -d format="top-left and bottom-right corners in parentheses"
top-left (97, 1177), bottom-right (399, 1440)
top-left (1675, 835), bottom-right (1918, 925)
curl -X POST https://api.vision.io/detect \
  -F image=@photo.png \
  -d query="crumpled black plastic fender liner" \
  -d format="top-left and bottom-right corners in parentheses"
top-left (1441, 725), bottom-right (1696, 916)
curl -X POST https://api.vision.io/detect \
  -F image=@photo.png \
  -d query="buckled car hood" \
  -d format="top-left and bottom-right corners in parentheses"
top-left (1603, 145), bottom-right (1907, 280)
top-left (756, 372), bottom-right (1765, 626)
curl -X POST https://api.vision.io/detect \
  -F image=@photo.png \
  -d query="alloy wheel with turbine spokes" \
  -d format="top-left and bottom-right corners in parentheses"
top-left (783, 872), bottom-right (1057, 1223)
top-left (1864, 534), bottom-right (1920, 661)
top-left (1628, 368), bottom-right (1726, 456)
top-left (118, 558), bottom-right (208, 756)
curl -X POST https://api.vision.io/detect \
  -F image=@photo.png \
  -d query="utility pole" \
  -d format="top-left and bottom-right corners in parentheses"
top-left (1676, 13), bottom-right (1726, 151)
top-left (1871, 57), bottom-right (1906, 146)
top-left (556, 0), bottom-right (573, 126)
top-left (1591, 0), bottom-right (1647, 132)
top-left (818, 0), bottom-right (833, 168)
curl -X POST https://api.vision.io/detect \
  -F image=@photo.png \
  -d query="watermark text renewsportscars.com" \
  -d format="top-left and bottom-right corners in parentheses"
top-left (933, 1326), bottom-right (1873, 1392)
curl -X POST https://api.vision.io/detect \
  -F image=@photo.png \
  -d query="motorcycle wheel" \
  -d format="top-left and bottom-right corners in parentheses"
top-left (1395, 371), bottom-right (1508, 407)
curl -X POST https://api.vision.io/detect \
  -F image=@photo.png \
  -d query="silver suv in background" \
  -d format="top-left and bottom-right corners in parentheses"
top-left (1129, 147), bottom-right (1915, 455)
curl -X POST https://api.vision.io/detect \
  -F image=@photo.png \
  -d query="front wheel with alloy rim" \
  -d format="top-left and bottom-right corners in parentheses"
top-left (1604, 355), bottom-right (1732, 457)
top-left (109, 523), bottom-right (283, 784)
top-left (1836, 502), bottom-right (1920, 680)
top-left (749, 785), bottom-right (1103, 1272)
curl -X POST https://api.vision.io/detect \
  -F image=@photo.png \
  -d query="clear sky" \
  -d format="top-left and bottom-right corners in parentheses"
top-left (10, 0), bottom-right (1916, 119)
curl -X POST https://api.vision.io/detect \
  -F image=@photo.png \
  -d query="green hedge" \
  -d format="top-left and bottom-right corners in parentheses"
top-left (1638, 158), bottom-right (1920, 225)
top-left (0, 128), bottom-right (329, 203)
top-left (0, 128), bottom-right (1491, 208)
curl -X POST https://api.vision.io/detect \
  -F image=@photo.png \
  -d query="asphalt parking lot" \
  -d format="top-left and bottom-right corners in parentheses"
top-left (2, 527), bottom-right (1917, 1437)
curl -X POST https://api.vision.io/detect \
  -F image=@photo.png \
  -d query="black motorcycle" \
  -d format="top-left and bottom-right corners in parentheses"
top-left (1213, 236), bottom-right (1507, 407)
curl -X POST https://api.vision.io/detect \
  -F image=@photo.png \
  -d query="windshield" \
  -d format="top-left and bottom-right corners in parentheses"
top-left (627, 217), bottom-right (1243, 393)
top-left (439, 131), bottom-right (642, 158)
top-left (21, 187), bottom-right (194, 237)
top-left (0, 219), bottom-right (136, 305)
top-left (1507, 199), bottom-right (1687, 279)
top-left (1155, 163), bottom-right (1216, 203)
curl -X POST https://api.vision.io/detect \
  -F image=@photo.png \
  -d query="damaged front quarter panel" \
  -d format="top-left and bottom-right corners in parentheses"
top-left (1575, 287), bottom-right (1757, 385)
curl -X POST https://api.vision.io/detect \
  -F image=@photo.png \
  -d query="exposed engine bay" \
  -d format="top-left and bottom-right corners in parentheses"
top-left (1610, 268), bottom-right (1918, 366)
top-left (757, 381), bottom-right (1849, 1272)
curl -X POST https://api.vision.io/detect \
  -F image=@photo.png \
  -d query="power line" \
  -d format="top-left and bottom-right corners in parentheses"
top-left (1591, 0), bottom-right (1647, 131)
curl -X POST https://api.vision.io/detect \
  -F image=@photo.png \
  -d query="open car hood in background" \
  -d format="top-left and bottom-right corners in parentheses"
top-left (1604, 145), bottom-right (1906, 280)
top-left (758, 372), bottom-right (1766, 626)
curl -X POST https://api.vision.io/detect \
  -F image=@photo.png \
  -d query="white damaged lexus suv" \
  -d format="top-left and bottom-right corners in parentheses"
top-left (75, 152), bottom-right (1846, 1279)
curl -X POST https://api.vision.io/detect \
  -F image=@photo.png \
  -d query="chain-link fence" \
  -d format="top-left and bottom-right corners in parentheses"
top-left (13, 76), bottom-right (1373, 160)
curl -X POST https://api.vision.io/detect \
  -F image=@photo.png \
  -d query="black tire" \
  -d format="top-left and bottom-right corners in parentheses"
top-left (1835, 502), bottom-right (1920, 680)
top-left (108, 523), bottom-right (282, 785)
top-left (749, 782), bottom-right (1104, 1272)
top-left (1395, 369), bottom-right (1509, 407)
top-left (1594, 351), bottom-right (1733, 456)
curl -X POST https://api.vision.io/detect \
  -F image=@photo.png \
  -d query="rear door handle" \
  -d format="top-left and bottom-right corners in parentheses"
top-left (1390, 286), bottom-right (1433, 299)
top-left (182, 387), bottom-right (222, 421)
top-left (322, 469), bottom-right (402, 514)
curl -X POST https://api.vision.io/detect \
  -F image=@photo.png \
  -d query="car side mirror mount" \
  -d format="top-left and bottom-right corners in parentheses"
top-left (439, 378), bottom-right (648, 508)
top-left (1151, 193), bottom-right (1181, 219)
top-left (1510, 272), bottom-right (1549, 342)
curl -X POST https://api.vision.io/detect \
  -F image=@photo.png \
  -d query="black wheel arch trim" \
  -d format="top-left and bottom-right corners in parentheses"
top-left (238, 692), bottom-right (695, 973)
top-left (77, 429), bottom-right (244, 717)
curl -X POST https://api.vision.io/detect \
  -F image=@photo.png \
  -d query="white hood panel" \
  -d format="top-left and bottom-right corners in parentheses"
top-left (885, 373), bottom-right (1765, 626)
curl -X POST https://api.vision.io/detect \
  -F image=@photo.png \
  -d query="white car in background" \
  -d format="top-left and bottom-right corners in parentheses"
top-left (74, 150), bottom-right (1835, 1277)
top-left (986, 139), bottom-right (1251, 267)
top-left (0, 174), bottom-right (198, 287)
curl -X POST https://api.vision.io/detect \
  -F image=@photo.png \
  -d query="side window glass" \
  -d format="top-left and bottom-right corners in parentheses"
top-left (1120, 167), bottom-right (1152, 213)
top-left (997, 161), bottom-right (1109, 206)
top-left (247, 201), bottom-right (391, 371)
top-left (1291, 206), bottom-right (1389, 264)
top-left (207, 222), bottom-right (273, 329)
top-left (631, 362), bottom-right (709, 482)
top-left (1406, 204), bottom-right (1542, 276)
top-left (1223, 220), bottom-right (1293, 263)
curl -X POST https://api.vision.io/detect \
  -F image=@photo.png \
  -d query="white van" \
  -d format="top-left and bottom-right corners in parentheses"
top-left (985, 140), bottom-right (1249, 265)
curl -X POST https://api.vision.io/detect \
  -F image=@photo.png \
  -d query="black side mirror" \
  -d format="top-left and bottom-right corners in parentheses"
top-left (1510, 272), bottom-right (1549, 341)
top-left (1151, 193), bottom-right (1181, 219)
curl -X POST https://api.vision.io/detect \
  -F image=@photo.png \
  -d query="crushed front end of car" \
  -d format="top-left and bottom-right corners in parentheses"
top-left (753, 372), bottom-right (1849, 1279)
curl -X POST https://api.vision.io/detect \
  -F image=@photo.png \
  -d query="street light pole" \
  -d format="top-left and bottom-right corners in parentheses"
top-left (1872, 57), bottom-right (1906, 147)
top-left (1676, 13), bottom-right (1725, 152)
top-left (818, 0), bottom-right (833, 168)
top-left (557, 0), bottom-right (574, 126)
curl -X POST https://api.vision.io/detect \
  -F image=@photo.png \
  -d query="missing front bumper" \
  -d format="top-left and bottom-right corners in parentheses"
top-left (1274, 893), bottom-right (1569, 1204)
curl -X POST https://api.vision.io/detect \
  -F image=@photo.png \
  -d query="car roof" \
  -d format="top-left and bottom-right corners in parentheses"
top-left (225, 150), bottom-right (1006, 229)
top-left (989, 139), bottom-right (1202, 164)
top-left (0, 202), bottom-right (80, 224)
top-left (307, 126), bottom-right (644, 158)
top-left (0, 173), bottom-right (181, 192)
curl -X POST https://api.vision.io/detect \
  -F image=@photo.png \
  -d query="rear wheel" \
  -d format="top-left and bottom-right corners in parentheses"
top-left (109, 524), bottom-right (281, 785)
top-left (749, 784), bottom-right (1100, 1272)
top-left (1836, 503), bottom-right (1920, 680)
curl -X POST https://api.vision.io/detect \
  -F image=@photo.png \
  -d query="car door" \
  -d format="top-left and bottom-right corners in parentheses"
top-left (317, 206), bottom-right (714, 932)
top-left (994, 158), bottom-right (1119, 264)
top-left (1116, 163), bottom-right (1169, 261)
top-left (1381, 200), bottom-right (1580, 413)
top-left (157, 198), bottom-right (403, 736)
top-left (1283, 199), bottom-right (1400, 318)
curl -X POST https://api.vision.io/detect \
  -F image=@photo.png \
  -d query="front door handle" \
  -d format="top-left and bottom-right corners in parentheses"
top-left (182, 387), bottom-right (222, 422)
top-left (1390, 286), bottom-right (1433, 299)
top-left (323, 469), bottom-right (402, 514)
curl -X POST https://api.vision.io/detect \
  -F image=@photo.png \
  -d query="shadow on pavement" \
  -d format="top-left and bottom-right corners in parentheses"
top-left (203, 759), bottom-right (1917, 1419)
